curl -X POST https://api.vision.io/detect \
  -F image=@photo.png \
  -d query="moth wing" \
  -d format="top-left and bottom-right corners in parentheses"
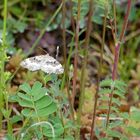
top-left (20, 56), bottom-right (42, 71)
top-left (20, 54), bottom-right (64, 74)
top-left (41, 60), bottom-right (64, 74)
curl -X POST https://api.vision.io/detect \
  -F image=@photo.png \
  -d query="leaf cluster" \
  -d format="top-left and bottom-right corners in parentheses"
top-left (15, 81), bottom-right (57, 118)
top-left (99, 79), bottom-right (127, 112)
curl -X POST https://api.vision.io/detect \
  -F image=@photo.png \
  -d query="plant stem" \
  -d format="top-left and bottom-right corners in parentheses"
top-left (61, 0), bottom-right (75, 133)
top-left (119, 0), bottom-right (132, 42)
top-left (90, 3), bottom-right (108, 139)
top-left (70, 0), bottom-right (75, 32)
top-left (72, 0), bottom-right (81, 106)
top-left (106, 89), bottom-right (114, 128)
top-left (3, 0), bottom-right (11, 133)
top-left (106, 43), bottom-right (120, 129)
top-left (61, 0), bottom-right (75, 89)
top-left (113, 0), bottom-right (117, 40)
top-left (0, 0), bottom-right (8, 131)
top-left (77, 0), bottom-right (93, 139)
top-left (112, 43), bottom-right (120, 80)
top-left (109, 0), bottom-right (117, 43)
top-left (106, 0), bottom-right (132, 128)
top-left (61, 0), bottom-right (75, 121)
top-left (61, 0), bottom-right (67, 89)
top-left (66, 36), bottom-right (75, 120)
top-left (62, 0), bottom-right (67, 71)
top-left (2, 0), bottom-right (7, 45)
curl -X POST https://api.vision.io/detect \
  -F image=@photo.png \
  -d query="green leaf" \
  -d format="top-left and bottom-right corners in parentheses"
top-left (98, 105), bottom-right (108, 110)
top-left (120, 112), bottom-right (129, 119)
top-left (99, 95), bottom-right (110, 101)
top-left (112, 98), bottom-right (121, 106)
top-left (100, 79), bottom-right (113, 87)
top-left (30, 81), bottom-right (43, 95)
top-left (15, 21), bottom-right (27, 33)
top-left (130, 111), bottom-right (140, 122)
top-left (37, 102), bottom-right (57, 117)
top-left (43, 123), bottom-right (64, 137)
top-left (99, 88), bottom-right (112, 94)
top-left (114, 84), bottom-right (126, 93)
top-left (114, 90), bottom-right (125, 98)
top-left (115, 80), bottom-right (127, 87)
top-left (5, 134), bottom-right (16, 140)
top-left (17, 92), bottom-right (31, 101)
top-left (107, 129), bottom-right (122, 138)
top-left (98, 105), bottom-right (118, 113)
top-left (8, 95), bottom-right (19, 102)
top-left (19, 83), bottom-right (31, 93)
top-left (9, 7), bottom-right (23, 17)
top-left (109, 121), bottom-right (123, 129)
top-left (35, 95), bottom-right (52, 110)
top-left (21, 108), bottom-right (34, 117)
top-left (33, 87), bottom-right (48, 101)
top-left (18, 98), bottom-right (33, 108)
top-left (1, 108), bottom-right (11, 118)
top-left (120, 135), bottom-right (129, 140)
top-left (18, 81), bottom-right (57, 119)
top-left (45, 75), bottom-right (52, 83)
top-left (10, 115), bottom-right (23, 124)
top-left (127, 126), bottom-right (140, 136)
top-left (22, 102), bottom-right (57, 117)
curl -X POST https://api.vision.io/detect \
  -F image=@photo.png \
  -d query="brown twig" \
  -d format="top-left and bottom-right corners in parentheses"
top-left (72, 0), bottom-right (81, 106)
top-left (70, 0), bottom-right (75, 32)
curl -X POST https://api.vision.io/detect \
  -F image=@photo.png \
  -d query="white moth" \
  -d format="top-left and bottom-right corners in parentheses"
top-left (20, 54), bottom-right (64, 74)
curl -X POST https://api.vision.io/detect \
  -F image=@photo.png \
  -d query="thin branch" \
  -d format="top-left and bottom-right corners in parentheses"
top-left (77, 0), bottom-right (93, 138)
top-left (90, 3), bottom-right (108, 139)
top-left (70, 0), bottom-right (76, 32)
top-left (62, 0), bottom-right (67, 69)
top-left (72, 0), bottom-right (81, 106)
top-left (119, 0), bottom-right (132, 42)
top-left (62, 0), bottom-right (75, 122)
top-left (113, 0), bottom-right (117, 41)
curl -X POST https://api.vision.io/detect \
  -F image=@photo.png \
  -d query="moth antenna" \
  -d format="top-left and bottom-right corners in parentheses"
top-left (38, 47), bottom-right (47, 54)
top-left (56, 46), bottom-right (59, 60)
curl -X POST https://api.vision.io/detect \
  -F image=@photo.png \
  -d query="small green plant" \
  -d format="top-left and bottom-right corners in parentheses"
top-left (11, 81), bottom-right (59, 139)
top-left (9, 74), bottom-right (75, 140)
top-left (0, 0), bottom-right (13, 134)
top-left (16, 81), bottom-right (57, 118)
top-left (96, 78), bottom-right (128, 139)
top-left (11, 82), bottom-right (50, 139)
top-left (126, 108), bottom-right (140, 137)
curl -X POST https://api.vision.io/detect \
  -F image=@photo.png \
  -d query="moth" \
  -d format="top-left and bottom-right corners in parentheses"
top-left (20, 54), bottom-right (64, 74)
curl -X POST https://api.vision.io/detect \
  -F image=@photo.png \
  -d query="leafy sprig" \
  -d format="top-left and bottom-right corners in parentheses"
top-left (16, 81), bottom-right (57, 118)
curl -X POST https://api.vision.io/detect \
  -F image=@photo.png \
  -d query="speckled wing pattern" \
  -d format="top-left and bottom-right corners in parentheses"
top-left (20, 54), bottom-right (64, 74)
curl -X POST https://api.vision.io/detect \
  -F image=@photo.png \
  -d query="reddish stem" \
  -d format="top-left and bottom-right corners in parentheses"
top-left (112, 43), bottom-right (120, 80)
top-left (106, 0), bottom-right (132, 128)
top-left (119, 0), bottom-right (132, 42)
